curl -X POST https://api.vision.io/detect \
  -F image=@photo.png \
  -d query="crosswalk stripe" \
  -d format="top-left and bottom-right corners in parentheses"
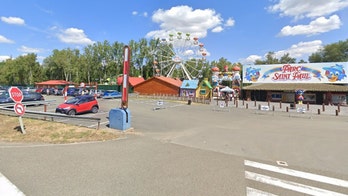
top-left (245, 160), bottom-right (348, 188)
top-left (0, 172), bottom-right (25, 196)
top-left (245, 171), bottom-right (347, 196)
top-left (246, 187), bottom-right (278, 196)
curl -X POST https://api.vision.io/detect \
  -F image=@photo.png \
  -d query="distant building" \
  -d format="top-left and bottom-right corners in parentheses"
top-left (133, 76), bottom-right (182, 96)
top-left (180, 80), bottom-right (199, 98)
top-left (242, 62), bottom-right (348, 105)
top-left (196, 78), bottom-right (213, 100)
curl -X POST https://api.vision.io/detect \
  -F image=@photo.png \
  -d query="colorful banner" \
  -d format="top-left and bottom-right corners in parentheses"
top-left (243, 62), bottom-right (348, 83)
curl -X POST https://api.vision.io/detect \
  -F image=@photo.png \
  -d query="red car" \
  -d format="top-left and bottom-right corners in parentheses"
top-left (55, 95), bottom-right (99, 115)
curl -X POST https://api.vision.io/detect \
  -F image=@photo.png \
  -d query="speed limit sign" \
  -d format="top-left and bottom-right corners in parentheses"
top-left (14, 102), bottom-right (25, 116)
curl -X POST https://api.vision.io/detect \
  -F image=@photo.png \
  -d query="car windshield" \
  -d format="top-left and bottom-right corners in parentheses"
top-left (0, 92), bottom-right (9, 97)
top-left (65, 97), bottom-right (81, 104)
top-left (105, 90), bottom-right (118, 94)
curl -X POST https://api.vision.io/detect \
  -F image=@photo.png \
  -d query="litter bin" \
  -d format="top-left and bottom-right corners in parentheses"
top-left (290, 103), bottom-right (295, 109)
top-left (188, 100), bottom-right (192, 105)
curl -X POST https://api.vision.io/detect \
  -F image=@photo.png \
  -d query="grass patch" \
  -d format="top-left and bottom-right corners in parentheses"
top-left (0, 114), bottom-right (122, 144)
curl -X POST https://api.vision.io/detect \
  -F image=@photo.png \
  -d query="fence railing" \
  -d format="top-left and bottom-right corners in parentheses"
top-left (0, 105), bottom-right (101, 130)
top-left (134, 93), bottom-right (212, 104)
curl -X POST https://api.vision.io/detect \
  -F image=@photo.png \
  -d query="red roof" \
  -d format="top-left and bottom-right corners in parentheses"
top-left (133, 76), bottom-right (182, 88)
top-left (232, 66), bottom-right (241, 71)
top-left (117, 76), bottom-right (145, 86)
top-left (35, 80), bottom-right (72, 85)
top-left (154, 76), bottom-right (182, 87)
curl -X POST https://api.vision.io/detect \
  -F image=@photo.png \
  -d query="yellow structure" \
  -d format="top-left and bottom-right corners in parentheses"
top-left (196, 78), bottom-right (213, 99)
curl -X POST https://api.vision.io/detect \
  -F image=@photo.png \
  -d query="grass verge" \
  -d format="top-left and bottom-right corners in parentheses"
top-left (0, 114), bottom-right (122, 144)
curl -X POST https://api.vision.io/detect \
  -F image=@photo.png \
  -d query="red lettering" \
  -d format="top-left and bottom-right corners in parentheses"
top-left (292, 72), bottom-right (311, 80)
top-left (282, 64), bottom-right (302, 73)
top-left (272, 73), bottom-right (290, 80)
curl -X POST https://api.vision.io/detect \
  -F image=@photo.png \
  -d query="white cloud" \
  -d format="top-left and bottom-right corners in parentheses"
top-left (18, 45), bottom-right (41, 53)
top-left (57, 28), bottom-right (94, 45)
top-left (243, 55), bottom-right (262, 64)
top-left (0, 55), bottom-right (11, 62)
top-left (274, 40), bottom-right (323, 59)
top-left (268, 0), bottom-right (348, 19)
top-left (225, 17), bottom-right (235, 27)
top-left (147, 5), bottom-right (223, 39)
top-left (132, 11), bottom-right (148, 17)
top-left (1, 16), bottom-right (25, 25)
top-left (279, 15), bottom-right (342, 36)
top-left (242, 40), bottom-right (323, 64)
top-left (0, 35), bottom-right (14, 43)
top-left (212, 26), bottom-right (223, 33)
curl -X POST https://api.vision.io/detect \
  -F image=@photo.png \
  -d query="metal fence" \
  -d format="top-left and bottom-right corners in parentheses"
top-left (0, 101), bottom-right (101, 130)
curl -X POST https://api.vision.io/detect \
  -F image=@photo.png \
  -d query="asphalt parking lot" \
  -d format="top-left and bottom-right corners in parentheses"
top-left (27, 94), bottom-right (348, 131)
top-left (26, 94), bottom-right (191, 130)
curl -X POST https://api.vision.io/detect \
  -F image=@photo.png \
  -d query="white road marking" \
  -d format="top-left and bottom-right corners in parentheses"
top-left (245, 171), bottom-right (347, 196)
top-left (245, 160), bottom-right (348, 188)
top-left (0, 172), bottom-right (25, 196)
top-left (246, 187), bottom-right (278, 196)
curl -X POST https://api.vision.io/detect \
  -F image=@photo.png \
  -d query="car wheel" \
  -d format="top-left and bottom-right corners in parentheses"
top-left (68, 110), bottom-right (76, 116)
top-left (91, 106), bottom-right (98, 113)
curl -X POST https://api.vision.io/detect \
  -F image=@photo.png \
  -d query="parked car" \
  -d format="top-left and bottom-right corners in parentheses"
top-left (23, 92), bottom-right (45, 102)
top-left (0, 92), bottom-right (12, 103)
top-left (89, 89), bottom-right (104, 98)
top-left (39, 87), bottom-right (56, 95)
top-left (66, 87), bottom-right (80, 97)
top-left (0, 91), bottom-right (44, 104)
top-left (55, 95), bottom-right (99, 115)
top-left (102, 90), bottom-right (122, 99)
top-left (22, 86), bottom-right (37, 92)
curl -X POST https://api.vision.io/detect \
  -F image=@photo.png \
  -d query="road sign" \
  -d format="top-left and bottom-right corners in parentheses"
top-left (14, 102), bottom-right (25, 116)
top-left (8, 86), bottom-right (23, 103)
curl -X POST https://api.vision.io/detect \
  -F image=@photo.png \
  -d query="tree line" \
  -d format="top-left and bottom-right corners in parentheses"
top-left (0, 38), bottom-right (347, 86)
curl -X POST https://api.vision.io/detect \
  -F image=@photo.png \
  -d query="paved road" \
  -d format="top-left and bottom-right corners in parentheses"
top-left (0, 95), bottom-right (348, 195)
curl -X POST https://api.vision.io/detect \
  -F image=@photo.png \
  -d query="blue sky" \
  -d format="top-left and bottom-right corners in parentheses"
top-left (1, 0), bottom-right (348, 64)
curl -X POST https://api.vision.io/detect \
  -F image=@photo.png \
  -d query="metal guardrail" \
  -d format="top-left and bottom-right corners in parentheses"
top-left (0, 100), bottom-right (56, 107)
top-left (0, 103), bottom-right (101, 130)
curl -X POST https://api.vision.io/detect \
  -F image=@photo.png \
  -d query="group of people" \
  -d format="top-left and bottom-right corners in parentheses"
top-left (223, 92), bottom-right (238, 107)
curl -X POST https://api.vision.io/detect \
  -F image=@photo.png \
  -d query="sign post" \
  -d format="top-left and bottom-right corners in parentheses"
top-left (8, 87), bottom-right (26, 134)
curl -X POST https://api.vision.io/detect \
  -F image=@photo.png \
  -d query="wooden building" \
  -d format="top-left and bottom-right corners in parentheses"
top-left (180, 80), bottom-right (199, 97)
top-left (133, 76), bottom-right (182, 96)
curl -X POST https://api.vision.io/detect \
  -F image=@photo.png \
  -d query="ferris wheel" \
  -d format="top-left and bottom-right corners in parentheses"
top-left (153, 32), bottom-right (207, 80)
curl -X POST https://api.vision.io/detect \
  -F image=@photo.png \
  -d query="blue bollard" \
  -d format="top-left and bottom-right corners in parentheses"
top-left (109, 108), bottom-right (131, 131)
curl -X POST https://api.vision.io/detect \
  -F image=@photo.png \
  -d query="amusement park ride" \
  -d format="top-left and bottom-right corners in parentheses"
top-left (152, 32), bottom-right (208, 80)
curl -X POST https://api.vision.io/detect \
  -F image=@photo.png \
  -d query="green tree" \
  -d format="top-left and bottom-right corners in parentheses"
top-left (0, 54), bottom-right (41, 85)
top-left (43, 48), bottom-right (81, 82)
top-left (279, 53), bottom-right (296, 64)
top-left (211, 57), bottom-right (232, 71)
top-left (309, 39), bottom-right (348, 62)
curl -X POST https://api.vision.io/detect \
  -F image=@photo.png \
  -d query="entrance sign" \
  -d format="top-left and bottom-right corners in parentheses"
top-left (243, 62), bottom-right (348, 84)
top-left (8, 87), bottom-right (23, 103)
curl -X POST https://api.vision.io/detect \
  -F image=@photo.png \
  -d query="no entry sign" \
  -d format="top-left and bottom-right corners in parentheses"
top-left (8, 87), bottom-right (23, 103)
